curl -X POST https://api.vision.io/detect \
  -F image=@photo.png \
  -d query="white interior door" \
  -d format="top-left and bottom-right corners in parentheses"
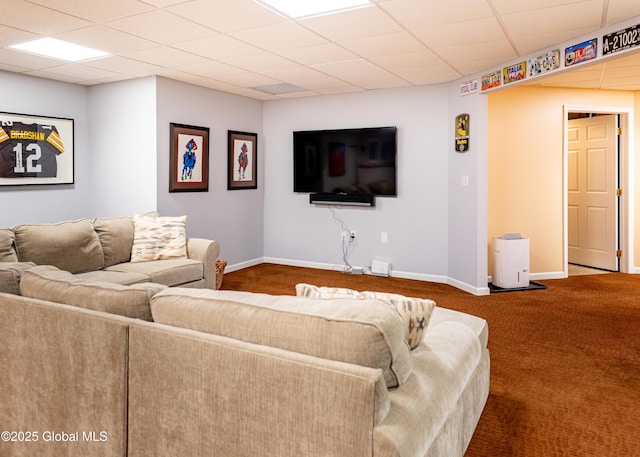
top-left (567, 114), bottom-right (619, 271)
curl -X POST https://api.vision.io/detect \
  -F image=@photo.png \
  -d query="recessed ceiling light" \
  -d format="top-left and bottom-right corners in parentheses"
top-left (256, 0), bottom-right (371, 19)
top-left (10, 38), bottom-right (109, 62)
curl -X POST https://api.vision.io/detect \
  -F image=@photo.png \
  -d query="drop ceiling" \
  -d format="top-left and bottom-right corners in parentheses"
top-left (2, 0), bottom-right (640, 100)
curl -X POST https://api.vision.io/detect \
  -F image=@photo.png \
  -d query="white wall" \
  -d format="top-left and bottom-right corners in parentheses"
top-left (262, 86), bottom-right (452, 282)
top-left (0, 71), bottom-right (90, 226)
top-left (87, 77), bottom-right (158, 217)
top-left (448, 86), bottom-right (489, 294)
top-left (155, 77), bottom-right (264, 266)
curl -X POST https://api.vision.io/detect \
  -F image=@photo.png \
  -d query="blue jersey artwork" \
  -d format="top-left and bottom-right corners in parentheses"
top-left (182, 138), bottom-right (197, 181)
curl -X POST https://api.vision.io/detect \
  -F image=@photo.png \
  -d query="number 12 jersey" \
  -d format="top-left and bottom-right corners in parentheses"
top-left (0, 121), bottom-right (65, 178)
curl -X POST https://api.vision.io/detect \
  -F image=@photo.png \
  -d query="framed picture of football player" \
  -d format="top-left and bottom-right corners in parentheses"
top-left (0, 112), bottom-right (74, 186)
top-left (169, 123), bottom-right (210, 192)
top-left (227, 130), bottom-right (257, 190)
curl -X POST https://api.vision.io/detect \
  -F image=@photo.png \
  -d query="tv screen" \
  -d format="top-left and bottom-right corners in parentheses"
top-left (293, 126), bottom-right (397, 197)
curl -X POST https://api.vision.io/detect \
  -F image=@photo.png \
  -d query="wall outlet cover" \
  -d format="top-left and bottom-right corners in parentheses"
top-left (371, 259), bottom-right (390, 277)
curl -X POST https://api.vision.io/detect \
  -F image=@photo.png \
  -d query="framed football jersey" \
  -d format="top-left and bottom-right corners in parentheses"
top-left (0, 112), bottom-right (74, 186)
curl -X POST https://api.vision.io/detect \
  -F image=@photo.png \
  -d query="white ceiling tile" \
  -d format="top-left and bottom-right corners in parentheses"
top-left (56, 25), bottom-right (158, 54)
top-left (179, 60), bottom-right (249, 79)
top-left (3, 0), bottom-right (91, 35)
top-left (391, 64), bottom-right (462, 85)
top-left (155, 68), bottom-right (205, 83)
top-left (512, 26), bottom-right (598, 55)
top-left (222, 53), bottom-right (301, 73)
top-left (168, 0), bottom-right (285, 33)
top-left (301, 5), bottom-right (402, 41)
top-left (23, 69), bottom-right (86, 83)
top-left (83, 55), bottom-right (164, 77)
top-left (106, 10), bottom-right (214, 44)
top-left (602, 51), bottom-right (640, 68)
top-left (500, 4), bottom-right (602, 41)
top-left (369, 50), bottom-right (448, 69)
top-left (229, 22), bottom-right (328, 51)
top-left (0, 25), bottom-right (38, 47)
top-left (25, 0), bottom-right (154, 22)
top-left (207, 70), bottom-right (281, 88)
top-left (276, 43), bottom-right (358, 66)
top-left (0, 61), bottom-right (33, 73)
top-left (436, 40), bottom-right (517, 74)
top-left (0, 48), bottom-right (62, 70)
top-left (490, 0), bottom-right (596, 16)
top-left (125, 46), bottom-right (209, 67)
top-left (605, 0), bottom-right (640, 25)
top-left (339, 32), bottom-right (426, 58)
top-left (261, 66), bottom-right (348, 90)
top-left (26, 62), bottom-right (126, 81)
top-left (413, 17), bottom-right (507, 49)
top-left (380, 0), bottom-right (493, 29)
top-left (172, 35), bottom-right (263, 60)
top-left (311, 58), bottom-right (409, 89)
top-left (138, 0), bottom-right (186, 7)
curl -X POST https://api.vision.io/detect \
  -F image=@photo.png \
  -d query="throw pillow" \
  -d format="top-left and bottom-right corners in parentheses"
top-left (131, 214), bottom-right (187, 263)
top-left (295, 283), bottom-right (436, 350)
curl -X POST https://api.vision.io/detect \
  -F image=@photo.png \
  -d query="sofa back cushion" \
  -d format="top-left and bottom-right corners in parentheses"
top-left (20, 265), bottom-right (166, 320)
top-left (0, 229), bottom-right (18, 262)
top-left (93, 216), bottom-right (135, 267)
top-left (13, 219), bottom-right (104, 274)
top-left (150, 288), bottom-right (412, 388)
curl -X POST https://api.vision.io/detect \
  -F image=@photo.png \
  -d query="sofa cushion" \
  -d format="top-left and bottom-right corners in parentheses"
top-left (0, 261), bottom-right (36, 295)
top-left (0, 229), bottom-right (18, 262)
top-left (76, 269), bottom-right (151, 285)
top-left (106, 258), bottom-right (203, 287)
top-left (150, 288), bottom-right (412, 388)
top-left (296, 284), bottom-right (435, 350)
top-left (93, 216), bottom-right (135, 268)
top-left (13, 219), bottom-right (104, 274)
top-left (131, 215), bottom-right (187, 263)
top-left (20, 265), bottom-right (166, 320)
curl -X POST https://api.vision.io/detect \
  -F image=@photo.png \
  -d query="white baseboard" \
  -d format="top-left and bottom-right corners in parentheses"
top-left (232, 257), bottom-right (490, 296)
top-left (224, 257), bottom-right (263, 273)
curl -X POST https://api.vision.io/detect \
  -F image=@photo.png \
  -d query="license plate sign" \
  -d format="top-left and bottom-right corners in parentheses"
top-left (603, 24), bottom-right (640, 56)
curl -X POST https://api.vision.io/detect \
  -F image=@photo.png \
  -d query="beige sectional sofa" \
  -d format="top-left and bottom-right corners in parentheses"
top-left (0, 214), bottom-right (220, 290)
top-left (0, 280), bottom-right (490, 457)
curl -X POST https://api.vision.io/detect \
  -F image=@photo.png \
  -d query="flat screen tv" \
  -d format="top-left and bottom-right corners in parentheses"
top-left (293, 126), bottom-right (397, 197)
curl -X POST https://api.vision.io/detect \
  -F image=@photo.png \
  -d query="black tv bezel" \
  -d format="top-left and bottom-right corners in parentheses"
top-left (292, 126), bottom-right (397, 198)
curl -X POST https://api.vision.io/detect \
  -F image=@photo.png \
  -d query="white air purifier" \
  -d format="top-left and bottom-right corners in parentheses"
top-left (492, 235), bottom-right (529, 288)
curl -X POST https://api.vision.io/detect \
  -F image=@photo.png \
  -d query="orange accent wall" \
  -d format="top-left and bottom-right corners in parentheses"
top-left (488, 85), bottom-right (638, 275)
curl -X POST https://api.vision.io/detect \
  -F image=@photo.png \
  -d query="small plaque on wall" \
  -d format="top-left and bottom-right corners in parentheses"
top-left (455, 113), bottom-right (470, 152)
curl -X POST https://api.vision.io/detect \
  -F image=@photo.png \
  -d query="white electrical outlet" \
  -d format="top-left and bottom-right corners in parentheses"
top-left (350, 230), bottom-right (356, 240)
top-left (381, 232), bottom-right (388, 243)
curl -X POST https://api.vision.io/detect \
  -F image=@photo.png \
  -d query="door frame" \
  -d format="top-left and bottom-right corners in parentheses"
top-left (563, 105), bottom-right (634, 276)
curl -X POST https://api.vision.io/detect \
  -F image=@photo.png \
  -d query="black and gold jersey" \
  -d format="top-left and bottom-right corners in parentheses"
top-left (0, 121), bottom-right (65, 178)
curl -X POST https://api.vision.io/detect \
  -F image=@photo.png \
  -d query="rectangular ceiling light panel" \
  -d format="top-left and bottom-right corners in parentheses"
top-left (256, 0), bottom-right (371, 18)
top-left (10, 38), bottom-right (110, 62)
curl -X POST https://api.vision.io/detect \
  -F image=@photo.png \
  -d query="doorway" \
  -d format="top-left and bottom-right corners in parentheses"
top-left (564, 106), bottom-right (633, 276)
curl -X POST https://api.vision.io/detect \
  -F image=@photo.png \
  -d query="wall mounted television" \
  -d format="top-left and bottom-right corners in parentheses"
top-left (293, 126), bottom-right (397, 200)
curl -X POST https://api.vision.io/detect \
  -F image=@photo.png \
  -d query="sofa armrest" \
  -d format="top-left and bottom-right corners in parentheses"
top-left (186, 238), bottom-right (220, 289)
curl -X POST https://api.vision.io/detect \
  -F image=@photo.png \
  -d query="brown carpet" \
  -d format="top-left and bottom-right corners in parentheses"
top-left (221, 263), bottom-right (640, 457)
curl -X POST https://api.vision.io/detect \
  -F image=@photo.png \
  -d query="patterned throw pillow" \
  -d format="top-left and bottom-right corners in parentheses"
top-left (130, 214), bottom-right (187, 263)
top-left (295, 283), bottom-right (436, 350)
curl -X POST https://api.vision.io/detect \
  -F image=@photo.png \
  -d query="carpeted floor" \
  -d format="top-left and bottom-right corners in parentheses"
top-left (221, 263), bottom-right (640, 457)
